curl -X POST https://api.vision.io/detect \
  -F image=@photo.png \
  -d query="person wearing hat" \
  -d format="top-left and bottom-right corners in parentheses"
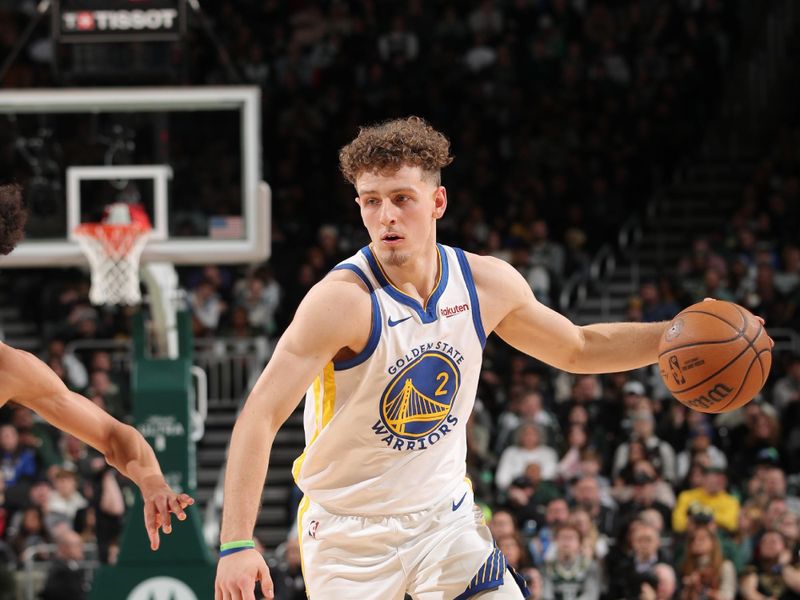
top-left (673, 462), bottom-right (741, 534)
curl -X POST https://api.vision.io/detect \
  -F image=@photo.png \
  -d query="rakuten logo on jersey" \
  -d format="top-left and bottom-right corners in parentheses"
top-left (62, 9), bottom-right (179, 32)
top-left (440, 303), bottom-right (469, 318)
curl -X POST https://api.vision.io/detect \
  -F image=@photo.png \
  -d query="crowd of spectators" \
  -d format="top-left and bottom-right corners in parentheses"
top-left (1, 1), bottom-right (799, 599)
top-left (0, 406), bottom-right (126, 599)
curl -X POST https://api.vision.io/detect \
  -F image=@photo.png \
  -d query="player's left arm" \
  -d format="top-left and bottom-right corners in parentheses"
top-left (468, 253), bottom-right (668, 373)
top-left (0, 342), bottom-right (192, 550)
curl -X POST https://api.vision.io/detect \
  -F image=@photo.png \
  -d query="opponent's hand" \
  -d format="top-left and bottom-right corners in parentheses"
top-left (215, 549), bottom-right (273, 600)
top-left (141, 477), bottom-right (194, 550)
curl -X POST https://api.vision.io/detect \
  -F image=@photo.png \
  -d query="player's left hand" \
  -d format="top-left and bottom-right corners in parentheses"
top-left (141, 476), bottom-right (195, 550)
top-left (754, 315), bottom-right (776, 349)
top-left (704, 298), bottom-right (775, 349)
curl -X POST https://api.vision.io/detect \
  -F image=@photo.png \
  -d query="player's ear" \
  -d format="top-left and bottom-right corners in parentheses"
top-left (433, 186), bottom-right (447, 219)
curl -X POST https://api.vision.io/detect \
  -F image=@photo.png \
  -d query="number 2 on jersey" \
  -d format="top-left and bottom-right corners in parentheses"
top-left (435, 372), bottom-right (449, 396)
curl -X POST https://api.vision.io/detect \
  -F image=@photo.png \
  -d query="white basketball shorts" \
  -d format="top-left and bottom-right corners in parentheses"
top-left (296, 481), bottom-right (528, 599)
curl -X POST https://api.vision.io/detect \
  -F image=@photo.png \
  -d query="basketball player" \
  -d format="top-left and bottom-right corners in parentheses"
top-left (0, 183), bottom-right (192, 550)
top-left (215, 117), bottom-right (699, 598)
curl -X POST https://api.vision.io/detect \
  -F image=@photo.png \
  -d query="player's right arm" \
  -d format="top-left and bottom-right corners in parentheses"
top-left (215, 274), bottom-right (371, 600)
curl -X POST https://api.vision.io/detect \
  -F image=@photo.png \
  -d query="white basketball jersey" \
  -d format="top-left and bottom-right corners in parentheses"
top-left (292, 243), bottom-right (486, 515)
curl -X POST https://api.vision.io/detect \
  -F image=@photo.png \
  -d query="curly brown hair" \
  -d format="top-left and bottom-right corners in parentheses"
top-left (0, 184), bottom-right (27, 255)
top-left (339, 116), bottom-right (453, 186)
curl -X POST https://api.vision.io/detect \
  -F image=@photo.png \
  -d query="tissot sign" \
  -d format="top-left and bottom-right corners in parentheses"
top-left (55, 0), bottom-right (186, 43)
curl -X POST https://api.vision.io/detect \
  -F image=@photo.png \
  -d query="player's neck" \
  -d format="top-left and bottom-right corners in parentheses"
top-left (377, 242), bottom-right (440, 306)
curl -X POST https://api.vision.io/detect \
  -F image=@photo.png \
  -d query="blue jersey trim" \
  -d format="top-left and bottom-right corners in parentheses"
top-left (331, 263), bottom-right (374, 292)
top-left (360, 244), bottom-right (449, 324)
top-left (454, 248), bottom-right (487, 348)
top-left (331, 264), bottom-right (382, 371)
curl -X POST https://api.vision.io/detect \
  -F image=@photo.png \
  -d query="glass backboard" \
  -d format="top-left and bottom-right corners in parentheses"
top-left (0, 86), bottom-right (269, 267)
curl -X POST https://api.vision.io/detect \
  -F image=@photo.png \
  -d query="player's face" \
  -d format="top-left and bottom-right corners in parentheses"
top-left (355, 166), bottom-right (446, 267)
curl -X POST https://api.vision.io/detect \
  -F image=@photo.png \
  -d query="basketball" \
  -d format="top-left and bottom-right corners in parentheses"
top-left (658, 300), bottom-right (772, 413)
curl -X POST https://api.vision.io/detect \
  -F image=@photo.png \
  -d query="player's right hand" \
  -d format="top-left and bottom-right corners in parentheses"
top-left (215, 549), bottom-right (273, 600)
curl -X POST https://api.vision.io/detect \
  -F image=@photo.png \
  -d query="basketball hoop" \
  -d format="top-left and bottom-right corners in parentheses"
top-left (74, 203), bottom-right (152, 305)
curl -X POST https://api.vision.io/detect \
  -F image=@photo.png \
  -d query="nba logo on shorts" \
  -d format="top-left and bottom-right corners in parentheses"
top-left (379, 350), bottom-right (461, 439)
top-left (309, 520), bottom-right (319, 539)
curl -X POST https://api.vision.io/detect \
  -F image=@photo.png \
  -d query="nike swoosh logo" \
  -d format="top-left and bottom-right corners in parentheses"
top-left (387, 316), bottom-right (413, 327)
top-left (452, 492), bottom-right (467, 512)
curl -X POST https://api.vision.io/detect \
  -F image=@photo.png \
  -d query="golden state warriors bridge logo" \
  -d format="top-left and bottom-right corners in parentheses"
top-left (372, 350), bottom-right (461, 451)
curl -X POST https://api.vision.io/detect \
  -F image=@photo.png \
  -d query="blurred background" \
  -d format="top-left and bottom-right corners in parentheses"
top-left (0, 1), bottom-right (799, 599)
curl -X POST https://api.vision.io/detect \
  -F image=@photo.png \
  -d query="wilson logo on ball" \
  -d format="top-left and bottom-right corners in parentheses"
top-left (687, 383), bottom-right (733, 410)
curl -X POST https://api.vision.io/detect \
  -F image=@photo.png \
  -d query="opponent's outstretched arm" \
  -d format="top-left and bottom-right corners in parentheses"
top-left (0, 343), bottom-right (193, 550)
top-left (470, 254), bottom-right (667, 373)
top-left (216, 277), bottom-right (370, 600)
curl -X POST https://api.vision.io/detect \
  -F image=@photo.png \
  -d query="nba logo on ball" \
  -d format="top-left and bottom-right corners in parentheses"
top-left (127, 577), bottom-right (197, 600)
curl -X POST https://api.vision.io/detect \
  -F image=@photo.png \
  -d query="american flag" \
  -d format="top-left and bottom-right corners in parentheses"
top-left (209, 216), bottom-right (244, 239)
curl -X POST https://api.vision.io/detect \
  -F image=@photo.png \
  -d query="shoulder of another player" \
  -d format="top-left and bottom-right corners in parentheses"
top-left (0, 344), bottom-right (64, 402)
top-left (0, 342), bottom-right (33, 376)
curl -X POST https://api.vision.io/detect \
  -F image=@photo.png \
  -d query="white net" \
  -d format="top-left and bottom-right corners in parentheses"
top-left (74, 223), bottom-right (151, 305)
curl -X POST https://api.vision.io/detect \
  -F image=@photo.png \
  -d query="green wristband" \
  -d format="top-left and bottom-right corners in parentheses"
top-left (220, 539), bottom-right (255, 552)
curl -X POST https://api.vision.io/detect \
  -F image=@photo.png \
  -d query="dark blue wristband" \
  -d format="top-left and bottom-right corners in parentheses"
top-left (219, 546), bottom-right (253, 558)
